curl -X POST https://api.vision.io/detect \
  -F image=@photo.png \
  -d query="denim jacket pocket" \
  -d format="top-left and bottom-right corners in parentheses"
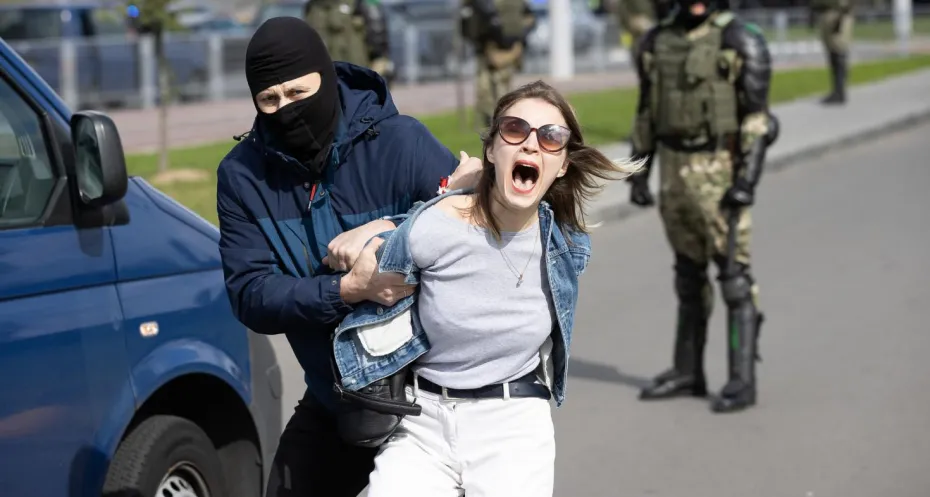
top-left (569, 248), bottom-right (591, 277)
top-left (356, 307), bottom-right (415, 357)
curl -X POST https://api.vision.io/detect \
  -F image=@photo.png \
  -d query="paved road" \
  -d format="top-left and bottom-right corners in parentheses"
top-left (268, 121), bottom-right (930, 496)
top-left (554, 121), bottom-right (930, 496)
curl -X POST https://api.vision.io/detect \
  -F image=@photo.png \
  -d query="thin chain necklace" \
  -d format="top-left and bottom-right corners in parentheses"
top-left (496, 222), bottom-right (540, 288)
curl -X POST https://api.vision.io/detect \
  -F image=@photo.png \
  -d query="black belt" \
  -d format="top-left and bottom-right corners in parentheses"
top-left (407, 371), bottom-right (551, 401)
top-left (658, 134), bottom-right (736, 153)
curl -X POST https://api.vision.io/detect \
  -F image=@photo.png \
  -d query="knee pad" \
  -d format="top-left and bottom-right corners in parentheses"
top-left (720, 271), bottom-right (754, 306)
top-left (674, 254), bottom-right (708, 300)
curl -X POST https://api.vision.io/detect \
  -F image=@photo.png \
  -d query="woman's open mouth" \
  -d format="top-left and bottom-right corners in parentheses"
top-left (511, 160), bottom-right (540, 195)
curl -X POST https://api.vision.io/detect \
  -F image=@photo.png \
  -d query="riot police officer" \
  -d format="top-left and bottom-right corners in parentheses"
top-left (304, 0), bottom-right (394, 84)
top-left (625, 0), bottom-right (778, 413)
top-left (810, 0), bottom-right (854, 104)
top-left (616, 0), bottom-right (657, 60)
top-left (460, 0), bottom-right (537, 127)
top-left (358, 0), bottom-right (395, 86)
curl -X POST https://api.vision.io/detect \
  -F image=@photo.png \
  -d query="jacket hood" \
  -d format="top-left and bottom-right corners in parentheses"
top-left (248, 61), bottom-right (399, 174)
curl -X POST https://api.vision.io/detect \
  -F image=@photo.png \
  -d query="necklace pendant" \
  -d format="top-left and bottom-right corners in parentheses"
top-left (516, 275), bottom-right (524, 287)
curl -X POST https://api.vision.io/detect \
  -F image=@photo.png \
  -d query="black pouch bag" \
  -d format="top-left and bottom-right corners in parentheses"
top-left (330, 353), bottom-right (422, 448)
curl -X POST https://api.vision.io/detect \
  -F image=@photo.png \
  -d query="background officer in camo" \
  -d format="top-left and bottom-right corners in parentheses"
top-left (615, 0), bottom-right (657, 60)
top-left (625, 0), bottom-right (778, 413)
top-left (460, 0), bottom-right (537, 127)
top-left (304, 0), bottom-right (395, 86)
top-left (810, 0), bottom-right (854, 104)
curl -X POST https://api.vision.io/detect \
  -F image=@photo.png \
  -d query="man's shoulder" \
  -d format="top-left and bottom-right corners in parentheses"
top-left (372, 114), bottom-right (452, 161)
top-left (376, 114), bottom-right (432, 139)
top-left (721, 14), bottom-right (770, 51)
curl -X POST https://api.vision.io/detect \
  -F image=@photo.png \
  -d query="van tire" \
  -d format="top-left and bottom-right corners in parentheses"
top-left (102, 415), bottom-right (226, 497)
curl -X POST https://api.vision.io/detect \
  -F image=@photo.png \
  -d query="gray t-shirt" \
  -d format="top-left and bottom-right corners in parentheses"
top-left (408, 204), bottom-right (554, 390)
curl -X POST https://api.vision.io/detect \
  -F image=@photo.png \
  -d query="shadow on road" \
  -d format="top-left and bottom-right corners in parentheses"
top-left (568, 357), bottom-right (653, 390)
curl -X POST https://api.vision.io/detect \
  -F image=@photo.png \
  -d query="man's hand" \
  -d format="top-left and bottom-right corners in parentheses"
top-left (340, 238), bottom-right (416, 306)
top-left (628, 175), bottom-right (655, 207)
top-left (446, 151), bottom-right (483, 191)
top-left (721, 177), bottom-right (755, 208)
top-left (323, 219), bottom-right (395, 272)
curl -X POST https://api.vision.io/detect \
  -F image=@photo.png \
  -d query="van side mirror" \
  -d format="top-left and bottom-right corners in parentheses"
top-left (70, 111), bottom-right (128, 208)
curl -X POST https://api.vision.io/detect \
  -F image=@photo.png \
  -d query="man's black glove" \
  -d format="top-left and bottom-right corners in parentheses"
top-left (721, 176), bottom-right (755, 208)
top-left (627, 174), bottom-right (655, 207)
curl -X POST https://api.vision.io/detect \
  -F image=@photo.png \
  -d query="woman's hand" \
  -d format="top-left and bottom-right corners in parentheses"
top-left (339, 238), bottom-right (416, 306)
top-left (446, 151), bottom-right (483, 191)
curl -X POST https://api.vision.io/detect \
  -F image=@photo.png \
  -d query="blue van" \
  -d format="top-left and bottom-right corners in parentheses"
top-left (0, 34), bottom-right (282, 497)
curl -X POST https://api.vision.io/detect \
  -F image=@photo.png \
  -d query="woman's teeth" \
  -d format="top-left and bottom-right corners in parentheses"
top-left (512, 164), bottom-right (538, 193)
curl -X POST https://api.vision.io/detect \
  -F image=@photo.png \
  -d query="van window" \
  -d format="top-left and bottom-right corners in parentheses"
top-left (0, 77), bottom-right (57, 228)
top-left (0, 9), bottom-right (63, 41)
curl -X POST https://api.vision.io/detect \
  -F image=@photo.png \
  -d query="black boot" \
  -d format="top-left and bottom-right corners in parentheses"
top-left (640, 256), bottom-right (711, 401)
top-left (821, 51), bottom-right (848, 105)
top-left (710, 265), bottom-right (763, 413)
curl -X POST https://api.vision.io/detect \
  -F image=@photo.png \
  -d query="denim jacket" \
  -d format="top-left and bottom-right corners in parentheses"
top-left (330, 188), bottom-right (591, 406)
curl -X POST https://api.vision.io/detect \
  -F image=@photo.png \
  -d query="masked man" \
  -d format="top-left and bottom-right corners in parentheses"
top-left (216, 17), bottom-right (479, 496)
top-left (625, 0), bottom-right (778, 413)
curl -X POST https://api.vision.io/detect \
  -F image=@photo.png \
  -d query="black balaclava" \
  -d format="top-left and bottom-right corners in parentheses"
top-left (245, 16), bottom-right (341, 176)
top-left (674, 0), bottom-right (721, 30)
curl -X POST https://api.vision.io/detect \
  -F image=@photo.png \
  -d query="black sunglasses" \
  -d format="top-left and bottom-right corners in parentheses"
top-left (497, 116), bottom-right (572, 153)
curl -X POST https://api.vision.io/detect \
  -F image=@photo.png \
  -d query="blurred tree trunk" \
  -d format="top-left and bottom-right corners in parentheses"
top-left (156, 28), bottom-right (170, 173)
top-left (128, 0), bottom-right (177, 173)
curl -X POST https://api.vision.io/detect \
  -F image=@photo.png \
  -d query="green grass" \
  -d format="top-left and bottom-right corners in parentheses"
top-left (128, 53), bottom-right (930, 226)
top-left (760, 17), bottom-right (930, 42)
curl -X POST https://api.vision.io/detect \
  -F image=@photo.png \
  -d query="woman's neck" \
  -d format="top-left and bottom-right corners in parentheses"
top-left (489, 195), bottom-right (539, 233)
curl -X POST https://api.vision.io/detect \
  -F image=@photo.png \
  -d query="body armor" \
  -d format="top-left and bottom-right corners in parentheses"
top-left (305, 0), bottom-right (371, 67)
top-left (810, 0), bottom-right (845, 10)
top-left (646, 12), bottom-right (740, 143)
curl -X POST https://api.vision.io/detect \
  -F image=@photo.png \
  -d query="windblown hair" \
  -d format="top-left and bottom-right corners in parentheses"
top-left (470, 80), bottom-right (644, 239)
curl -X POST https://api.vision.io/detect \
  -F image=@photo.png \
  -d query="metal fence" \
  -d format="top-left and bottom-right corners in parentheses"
top-left (7, 5), bottom-right (928, 111)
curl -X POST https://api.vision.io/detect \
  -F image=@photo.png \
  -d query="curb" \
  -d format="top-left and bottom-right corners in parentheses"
top-left (587, 101), bottom-right (930, 228)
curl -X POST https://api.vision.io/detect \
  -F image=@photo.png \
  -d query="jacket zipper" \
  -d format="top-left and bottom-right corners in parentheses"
top-left (305, 182), bottom-right (319, 274)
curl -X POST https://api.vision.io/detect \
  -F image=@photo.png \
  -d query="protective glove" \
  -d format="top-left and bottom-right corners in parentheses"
top-left (628, 174), bottom-right (655, 207)
top-left (721, 177), bottom-right (755, 208)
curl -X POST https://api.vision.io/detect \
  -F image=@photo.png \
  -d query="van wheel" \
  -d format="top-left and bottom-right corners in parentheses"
top-left (102, 415), bottom-right (225, 497)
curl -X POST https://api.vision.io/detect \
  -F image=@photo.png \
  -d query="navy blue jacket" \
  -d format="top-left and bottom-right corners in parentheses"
top-left (216, 62), bottom-right (458, 411)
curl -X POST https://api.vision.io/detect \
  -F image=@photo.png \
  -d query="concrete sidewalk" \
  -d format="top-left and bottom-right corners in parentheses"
top-left (586, 68), bottom-right (930, 225)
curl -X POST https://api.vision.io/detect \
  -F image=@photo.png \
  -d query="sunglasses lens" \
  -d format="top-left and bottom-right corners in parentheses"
top-left (499, 117), bottom-right (530, 144)
top-left (539, 125), bottom-right (571, 151)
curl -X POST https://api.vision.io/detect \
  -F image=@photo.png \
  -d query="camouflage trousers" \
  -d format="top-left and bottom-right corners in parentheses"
top-left (818, 8), bottom-right (855, 54)
top-left (657, 145), bottom-right (752, 268)
top-left (476, 53), bottom-right (517, 125)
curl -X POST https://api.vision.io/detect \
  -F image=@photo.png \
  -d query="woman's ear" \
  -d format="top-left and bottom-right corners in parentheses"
top-left (556, 158), bottom-right (569, 178)
top-left (484, 143), bottom-right (496, 165)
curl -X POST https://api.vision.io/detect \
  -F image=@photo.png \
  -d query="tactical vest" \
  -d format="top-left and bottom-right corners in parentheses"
top-left (306, 0), bottom-right (370, 66)
top-left (462, 0), bottom-right (526, 44)
top-left (809, 0), bottom-right (842, 10)
top-left (622, 0), bottom-right (656, 18)
top-left (646, 12), bottom-right (740, 143)
top-left (496, 0), bottom-right (527, 40)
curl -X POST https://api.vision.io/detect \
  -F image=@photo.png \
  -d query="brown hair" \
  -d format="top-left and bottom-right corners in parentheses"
top-left (470, 80), bottom-right (643, 239)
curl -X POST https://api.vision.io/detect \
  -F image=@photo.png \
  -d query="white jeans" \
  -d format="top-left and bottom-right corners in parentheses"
top-left (366, 380), bottom-right (556, 497)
